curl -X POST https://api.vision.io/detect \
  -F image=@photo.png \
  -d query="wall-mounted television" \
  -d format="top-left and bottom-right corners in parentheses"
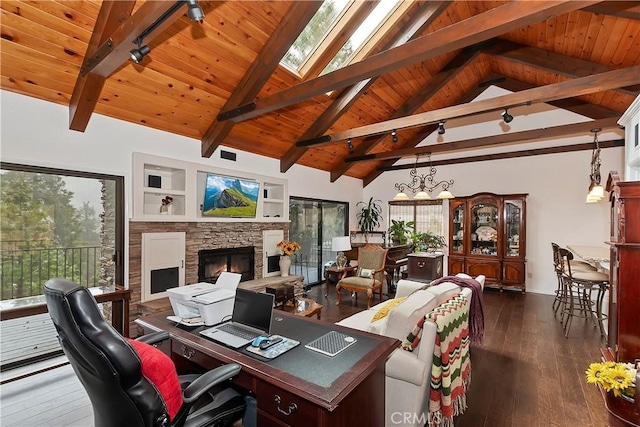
top-left (202, 173), bottom-right (260, 217)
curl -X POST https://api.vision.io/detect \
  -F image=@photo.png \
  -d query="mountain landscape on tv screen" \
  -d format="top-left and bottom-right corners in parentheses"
top-left (203, 175), bottom-right (259, 217)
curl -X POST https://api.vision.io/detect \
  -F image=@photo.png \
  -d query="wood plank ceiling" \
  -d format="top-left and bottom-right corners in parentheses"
top-left (1, 1), bottom-right (639, 186)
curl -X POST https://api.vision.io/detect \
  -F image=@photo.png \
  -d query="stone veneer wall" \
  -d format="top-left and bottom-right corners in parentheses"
top-left (128, 221), bottom-right (288, 331)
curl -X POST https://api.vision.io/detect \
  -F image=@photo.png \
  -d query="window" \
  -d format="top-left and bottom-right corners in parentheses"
top-left (280, 0), bottom-right (405, 79)
top-left (289, 197), bottom-right (348, 286)
top-left (389, 200), bottom-right (444, 236)
top-left (0, 163), bottom-right (125, 369)
top-left (0, 163), bottom-right (124, 300)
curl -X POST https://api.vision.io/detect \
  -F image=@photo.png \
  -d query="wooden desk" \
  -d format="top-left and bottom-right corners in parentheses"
top-left (137, 311), bottom-right (398, 426)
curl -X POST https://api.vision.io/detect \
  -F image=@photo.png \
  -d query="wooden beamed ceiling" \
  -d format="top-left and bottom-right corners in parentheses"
top-left (1, 1), bottom-right (639, 185)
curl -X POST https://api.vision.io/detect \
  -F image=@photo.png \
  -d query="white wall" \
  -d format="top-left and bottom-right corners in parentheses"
top-left (0, 91), bottom-right (364, 286)
top-left (365, 87), bottom-right (625, 295)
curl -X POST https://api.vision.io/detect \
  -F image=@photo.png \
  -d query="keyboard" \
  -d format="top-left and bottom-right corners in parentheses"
top-left (305, 331), bottom-right (357, 357)
top-left (217, 323), bottom-right (260, 340)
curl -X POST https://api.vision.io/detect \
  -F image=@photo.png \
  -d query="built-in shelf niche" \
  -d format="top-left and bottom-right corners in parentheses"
top-left (133, 152), bottom-right (288, 222)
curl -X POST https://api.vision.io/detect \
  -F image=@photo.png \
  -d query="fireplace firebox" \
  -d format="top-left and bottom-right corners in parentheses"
top-left (198, 247), bottom-right (255, 283)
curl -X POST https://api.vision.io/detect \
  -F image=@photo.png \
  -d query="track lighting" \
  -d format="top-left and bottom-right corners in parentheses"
top-left (501, 108), bottom-right (514, 123)
top-left (391, 129), bottom-right (398, 143)
top-left (437, 120), bottom-right (446, 135)
top-left (129, 43), bottom-right (150, 63)
top-left (347, 138), bottom-right (354, 152)
top-left (186, 0), bottom-right (205, 23)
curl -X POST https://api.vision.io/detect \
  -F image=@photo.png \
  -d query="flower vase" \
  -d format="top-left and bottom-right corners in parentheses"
top-left (279, 255), bottom-right (291, 277)
top-left (160, 204), bottom-right (169, 214)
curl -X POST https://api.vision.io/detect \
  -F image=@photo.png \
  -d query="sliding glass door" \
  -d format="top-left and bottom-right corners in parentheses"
top-left (289, 198), bottom-right (348, 287)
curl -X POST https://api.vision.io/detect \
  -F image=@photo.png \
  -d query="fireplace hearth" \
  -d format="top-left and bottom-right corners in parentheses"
top-left (198, 247), bottom-right (255, 283)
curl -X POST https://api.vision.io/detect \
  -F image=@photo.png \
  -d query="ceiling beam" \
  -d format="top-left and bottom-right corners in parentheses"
top-left (346, 117), bottom-right (621, 163)
top-left (313, 66), bottom-right (640, 143)
top-left (328, 46), bottom-right (486, 182)
top-left (488, 41), bottom-right (640, 95)
top-left (200, 1), bottom-right (322, 157)
top-left (493, 75), bottom-right (621, 119)
top-left (362, 77), bottom-right (495, 187)
top-left (380, 139), bottom-right (625, 171)
top-left (582, 2), bottom-right (640, 20)
top-left (361, 73), bottom-right (622, 187)
top-left (279, 1), bottom-right (450, 173)
top-left (218, 0), bottom-right (599, 123)
top-left (69, 1), bottom-right (191, 132)
top-left (69, 1), bottom-right (136, 131)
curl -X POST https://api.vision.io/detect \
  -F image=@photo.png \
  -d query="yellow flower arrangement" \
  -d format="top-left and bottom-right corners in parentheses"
top-left (586, 361), bottom-right (637, 398)
top-left (276, 240), bottom-right (301, 256)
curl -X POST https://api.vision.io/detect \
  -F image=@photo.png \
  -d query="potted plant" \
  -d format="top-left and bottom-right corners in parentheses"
top-left (356, 197), bottom-right (383, 244)
top-left (388, 219), bottom-right (414, 245)
top-left (409, 231), bottom-right (447, 252)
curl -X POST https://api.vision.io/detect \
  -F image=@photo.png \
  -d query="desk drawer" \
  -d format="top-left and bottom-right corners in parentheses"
top-left (171, 341), bottom-right (254, 391)
top-left (256, 379), bottom-right (319, 426)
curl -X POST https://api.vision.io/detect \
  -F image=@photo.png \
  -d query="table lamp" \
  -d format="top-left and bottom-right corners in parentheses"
top-left (332, 236), bottom-right (352, 269)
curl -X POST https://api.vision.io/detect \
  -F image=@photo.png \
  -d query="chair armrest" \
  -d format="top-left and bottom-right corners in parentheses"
top-left (135, 331), bottom-right (170, 345)
top-left (395, 280), bottom-right (427, 298)
top-left (385, 349), bottom-right (427, 386)
top-left (183, 363), bottom-right (242, 403)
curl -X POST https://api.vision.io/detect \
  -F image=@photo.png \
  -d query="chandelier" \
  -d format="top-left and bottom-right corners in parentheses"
top-left (393, 154), bottom-right (454, 200)
top-left (585, 128), bottom-right (605, 204)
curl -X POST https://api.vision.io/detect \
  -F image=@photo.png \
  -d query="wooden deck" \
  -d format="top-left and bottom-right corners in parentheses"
top-left (0, 313), bottom-right (61, 369)
top-left (0, 286), bottom-right (610, 426)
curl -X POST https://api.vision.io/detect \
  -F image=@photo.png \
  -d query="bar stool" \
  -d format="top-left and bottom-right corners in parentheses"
top-left (551, 243), bottom-right (597, 315)
top-left (558, 247), bottom-right (609, 338)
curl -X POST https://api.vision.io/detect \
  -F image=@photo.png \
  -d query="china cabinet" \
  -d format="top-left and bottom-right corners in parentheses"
top-left (606, 171), bottom-right (640, 362)
top-left (448, 193), bottom-right (527, 292)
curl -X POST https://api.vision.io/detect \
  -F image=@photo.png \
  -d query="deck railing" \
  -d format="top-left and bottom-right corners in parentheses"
top-left (0, 246), bottom-right (101, 300)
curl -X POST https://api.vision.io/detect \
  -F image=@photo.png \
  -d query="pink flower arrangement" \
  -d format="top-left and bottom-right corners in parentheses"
top-left (162, 196), bottom-right (174, 206)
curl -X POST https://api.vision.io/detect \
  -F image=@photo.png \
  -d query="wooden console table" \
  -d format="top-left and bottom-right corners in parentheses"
top-left (137, 310), bottom-right (398, 426)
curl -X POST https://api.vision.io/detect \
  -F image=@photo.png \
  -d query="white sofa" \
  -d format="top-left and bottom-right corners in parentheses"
top-left (336, 274), bottom-right (485, 427)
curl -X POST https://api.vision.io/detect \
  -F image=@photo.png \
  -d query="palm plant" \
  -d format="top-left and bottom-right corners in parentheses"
top-left (356, 197), bottom-right (383, 243)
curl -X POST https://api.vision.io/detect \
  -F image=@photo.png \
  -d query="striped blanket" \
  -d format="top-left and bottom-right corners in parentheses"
top-left (403, 293), bottom-right (471, 427)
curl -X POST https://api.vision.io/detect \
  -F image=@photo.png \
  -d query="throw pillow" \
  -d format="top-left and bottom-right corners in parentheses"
top-left (359, 268), bottom-right (374, 278)
top-left (371, 297), bottom-right (407, 322)
top-left (127, 338), bottom-right (182, 420)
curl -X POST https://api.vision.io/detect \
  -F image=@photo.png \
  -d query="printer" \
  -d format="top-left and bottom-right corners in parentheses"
top-left (167, 272), bottom-right (241, 326)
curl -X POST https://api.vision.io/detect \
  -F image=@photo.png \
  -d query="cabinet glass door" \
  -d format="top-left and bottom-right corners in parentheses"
top-left (470, 202), bottom-right (498, 256)
top-left (451, 203), bottom-right (465, 254)
top-left (505, 201), bottom-right (522, 257)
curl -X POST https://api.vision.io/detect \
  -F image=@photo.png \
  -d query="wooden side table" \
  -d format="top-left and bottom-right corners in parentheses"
top-left (324, 265), bottom-right (356, 297)
top-left (281, 297), bottom-right (323, 319)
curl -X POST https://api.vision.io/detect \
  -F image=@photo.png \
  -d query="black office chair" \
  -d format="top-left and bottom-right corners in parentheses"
top-left (44, 278), bottom-right (246, 427)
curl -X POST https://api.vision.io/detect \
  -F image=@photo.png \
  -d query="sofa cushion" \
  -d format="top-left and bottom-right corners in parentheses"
top-left (371, 297), bottom-right (407, 322)
top-left (384, 290), bottom-right (438, 341)
top-left (425, 282), bottom-right (461, 305)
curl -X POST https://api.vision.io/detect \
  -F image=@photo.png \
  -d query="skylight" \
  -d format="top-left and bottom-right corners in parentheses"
top-left (321, 0), bottom-right (401, 75)
top-left (280, 0), bottom-right (350, 74)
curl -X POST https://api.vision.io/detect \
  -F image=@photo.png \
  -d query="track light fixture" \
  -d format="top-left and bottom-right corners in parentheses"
top-left (501, 108), bottom-right (514, 123)
top-left (347, 138), bottom-right (354, 152)
top-left (129, 41), bottom-right (150, 63)
top-left (391, 129), bottom-right (398, 143)
top-left (437, 120), bottom-right (446, 135)
top-left (186, 0), bottom-right (205, 23)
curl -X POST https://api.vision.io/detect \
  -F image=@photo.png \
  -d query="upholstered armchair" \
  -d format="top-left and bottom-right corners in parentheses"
top-left (336, 244), bottom-right (388, 308)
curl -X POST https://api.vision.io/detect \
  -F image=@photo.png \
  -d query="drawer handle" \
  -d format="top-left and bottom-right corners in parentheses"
top-left (417, 262), bottom-right (426, 268)
top-left (274, 395), bottom-right (297, 416)
top-left (180, 345), bottom-right (195, 360)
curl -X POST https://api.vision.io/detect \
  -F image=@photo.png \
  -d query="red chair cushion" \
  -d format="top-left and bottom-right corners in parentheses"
top-left (127, 338), bottom-right (182, 420)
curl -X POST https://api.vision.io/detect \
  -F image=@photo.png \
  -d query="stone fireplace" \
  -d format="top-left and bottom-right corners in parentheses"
top-left (198, 246), bottom-right (255, 283)
top-left (129, 221), bottom-right (288, 335)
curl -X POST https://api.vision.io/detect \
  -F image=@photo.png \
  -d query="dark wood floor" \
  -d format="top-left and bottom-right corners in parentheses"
top-left (310, 282), bottom-right (609, 427)
top-left (0, 283), bottom-right (609, 426)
